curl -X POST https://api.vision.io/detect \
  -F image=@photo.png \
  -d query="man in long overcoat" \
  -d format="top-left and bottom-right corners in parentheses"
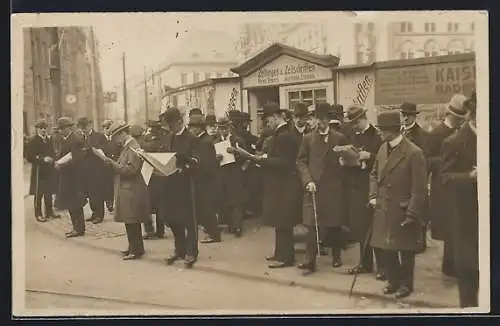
top-left (369, 110), bottom-right (428, 299)
top-left (101, 119), bottom-right (119, 213)
top-left (77, 117), bottom-right (109, 224)
top-left (187, 114), bottom-right (221, 244)
top-left (425, 94), bottom-right (468, 277)
top-left (54, 117), bottom-right (87, 238)
top-left (440, 92), bottom-right (478, 308)
top-left (296, 103), bottom-right (349, 275)
top-left (343, 106), bottom-right (383, 277)
top-left (161, 107), bottom-right (200, 269)
top-left (229, 103), bottom-right (302, 268)
top-left (26, 119), bottom-right (59, 222)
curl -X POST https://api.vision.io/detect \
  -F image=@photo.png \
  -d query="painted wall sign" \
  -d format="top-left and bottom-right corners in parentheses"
top-left (242, 55), bottom-right (332, 88)
top-left (353, 75), bottom-right (374, 106)
top-left (374, 60), bottom-right (476, 105)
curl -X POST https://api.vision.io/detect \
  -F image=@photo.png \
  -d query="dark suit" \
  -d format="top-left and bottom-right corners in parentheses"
top-left (425, 122), bottom-right (457, 276)
top-left (345, 125), bottom-right (383, 271)
top-left (82, 130), bottom-right (109, 221)
top-left (194, 132), bottom-right (221, 241)
top-left (57, 130), bottom-right (87, 234)
top-left (26, 135), bottom-right (57, 218)
top-left (102, 134), bottom-right (121, 211)
top-left (259, 123), bottom-right (302, 264)
top-left (297, 128), bottom-right (349, 265)
top-left (159, 127), bottom-right (199, 258)
top-left (440, 123), bottom-right (478, 307)
top-left (369, 137), bottom-right (427, 292)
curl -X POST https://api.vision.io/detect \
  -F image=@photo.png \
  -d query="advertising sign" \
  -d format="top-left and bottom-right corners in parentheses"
top-left (374, 60), bottom-right (475, 105)
top-left (242, 55), bottom-right (332, 88)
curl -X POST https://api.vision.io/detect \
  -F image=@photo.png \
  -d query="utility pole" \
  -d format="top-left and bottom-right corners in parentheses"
top-left (89, 27), bottom-right (100, 130)
top-left (49, 27), bottom-right (63, 120)
top-left (144, 66), bottom-right (149, 124)
top-left (122, 52), bottom-right (128, 122)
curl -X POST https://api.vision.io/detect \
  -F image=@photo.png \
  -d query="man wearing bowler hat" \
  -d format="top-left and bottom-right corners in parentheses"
top-left (440, 91), bottom-right (479, 307)
top-left (368, 110), bottom-right (427, 299)
top-left (101, 119), bottom-right (119, 213)
top-left (343, 106), bottom-right (384, 278)
top-left (205, 114), bottom-right (218, 140)
top-left (161, 107), bottom-right (201, 269)
top-left (77, 117), bottom-right (108, 224)
top-left (426, 94), bottom-right (468, 278)
top-left (54, 117), bottom-right (87, 238)
top-left (290, 102), bottom-right (312, 145)
top-left (228, 102), bottom-right (302, 268)
top-left (26, 119), bottom-right (59, 222)
top-left (296, 102), bottom-right (350, 275)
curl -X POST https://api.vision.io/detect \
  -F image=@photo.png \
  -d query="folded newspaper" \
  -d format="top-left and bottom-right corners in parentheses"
top-left (130, 148), bottom-right (178, 184)
top-left (214, 140), bottom-right (235, 166)
top-left (333, 145), bottom-right (360, 166)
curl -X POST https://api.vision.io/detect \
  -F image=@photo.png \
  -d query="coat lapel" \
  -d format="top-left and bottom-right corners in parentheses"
top-left (379, 138), bottom-right (407, 182)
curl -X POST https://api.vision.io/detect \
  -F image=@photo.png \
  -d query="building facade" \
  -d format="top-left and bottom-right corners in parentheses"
top-left (23, 27), bottom-right (104, 135)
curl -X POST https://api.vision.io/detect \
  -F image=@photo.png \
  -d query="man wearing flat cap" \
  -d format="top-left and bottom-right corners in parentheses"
top-left (296, 102), bottom-right (350, 275)
top-left (160, 107), bottom-right (201, 269)
top-left (53, 117), bottom-right (87, 238)
top-left (343, 105), bottom-right (384, 279)
top-left (228, 102), bottom-right (302, 268)
top-left (368, 110), bottom-right (428, 299)
top-left (77, 117), bottom-right (108, 224)
top-left (426, 93), bottom-right (468, 278)
top-left (187, 114), bottom-right (222, 244)
top-left (440, 91), bottom-right (478, 307)
top-left (26, 119), bottom-right (59, 222)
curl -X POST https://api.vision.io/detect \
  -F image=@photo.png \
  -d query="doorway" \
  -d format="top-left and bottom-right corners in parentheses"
top-left (248, 86), bottom-right (280, 134)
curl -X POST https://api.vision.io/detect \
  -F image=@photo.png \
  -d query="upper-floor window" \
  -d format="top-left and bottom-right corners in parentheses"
top-left (181, 72), bottom-right (187, 85)
top-left (424, 22), bottom-right (436, 33)
top-left (423, 40), bottom-right (439, 57)
top-left (399, 41), bottom-right (415, 59)
top-left (356, 51), bottom-right (364, 64)
top-left (447, 39), bottom-right (464, 55)
top-left (216, 72), bottom-right (223, 78)
top-left (366, 51), bottom-right (376, 63)
top-left (193, 72), bottom-right (200, 83)
top-left (400, 22), bottom-right (413, 33)
top-left (471, 22), bottom-right (475, 32)
top-left (447, 22), bottom-right (459, 32)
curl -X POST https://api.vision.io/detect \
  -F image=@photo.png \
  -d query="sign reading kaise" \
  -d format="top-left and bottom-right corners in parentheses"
top-left (243, 55), bottom-right (332, 88)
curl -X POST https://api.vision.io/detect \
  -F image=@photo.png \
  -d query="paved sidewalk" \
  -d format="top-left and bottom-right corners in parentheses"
top-left (24, 164), bottom-right (459, 310)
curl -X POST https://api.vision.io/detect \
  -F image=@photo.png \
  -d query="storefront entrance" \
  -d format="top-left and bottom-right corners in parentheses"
top-left (248, 86), bottom-right (280, 133)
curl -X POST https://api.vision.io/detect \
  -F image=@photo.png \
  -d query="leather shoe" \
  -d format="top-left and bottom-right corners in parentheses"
top-left (200, 237), bottom-right (221, 244)
top-left (165, 254), bottom-right (184, 265)
top-left (92, 219), bottom-right (103, 224)
top-left (268, 261), bottom-right (293, 269)
top-left (234, 229), bottom-right (242, 238)
top-left (332, 257), bottom-right (343, 268)
top-left (265, 256), bottom-right (278, 261)
top-left (347, 265), bottom-right (373, 275)
top-left (48, 214), bottom-right (61, 219)
top-left (66, 231), bottom-right (83, 238)
top-left (120, 249), bottom-right (130, 256)
top-left (36, 216), bottom-right (48, 223)
top-left (394, 286), bottom-right (412, 299)
top-left (85, 216), bottom-right (95, 222)
top-left (383, 283), bottom-right (399, 295)
top-left (376, 272), bottom-right (386, 281)
top-left (122, 253), bottom-right (141, 260)
top-left (297, 262), bottom-right (316, 275)
top-left (184, 256), bottom-right (197, 269)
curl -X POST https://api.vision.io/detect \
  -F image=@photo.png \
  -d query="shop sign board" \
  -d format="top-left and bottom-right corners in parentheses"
top-left (242, 55), bottom-right (332, 88)
top-left (374, 60), bottom-right (476, 105)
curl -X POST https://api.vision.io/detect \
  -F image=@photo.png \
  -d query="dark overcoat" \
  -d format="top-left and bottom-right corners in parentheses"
top-left (55, 130), bottom-right (87, 210)
top-left (440, 123), bottom-right (478, 271)
top-left (402, 123), bottom-right (429, 150)
top-left (193, 131), bottom-right (219, 223)
top-left (217, 132), bottom-right (250, 207)
top-left (102, 134), bottom-right (121, 202)
top-left (369, 137), bottom-right (428, 251)
top-left (425, 122), bottom-right (456, 241)
top-left (344, 125), bottom-right (383, 242)
top-left (259, 124), bottom-right (302, 228)
top-left (81, 130), bottom-right (109, 197)
top-left (297, 129), bottom-right (348, 228)
top-left (26, 135), bottom-right (57, 195)
top-left (160, 127), bottom-right (199, 226)
top-left (110, 137), bottom-right (151, 224)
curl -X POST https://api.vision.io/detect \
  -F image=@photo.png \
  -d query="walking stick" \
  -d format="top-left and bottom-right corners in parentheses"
top-left (348, 205), bottom-right (374, 298)
top-left (34, 163), bottom-right (40, 220)
top-left (311, 191), bottom-right (321, 258)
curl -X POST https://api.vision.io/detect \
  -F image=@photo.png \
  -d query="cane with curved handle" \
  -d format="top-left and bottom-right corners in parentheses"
top-left (311, 191), bottom-right (321, 258)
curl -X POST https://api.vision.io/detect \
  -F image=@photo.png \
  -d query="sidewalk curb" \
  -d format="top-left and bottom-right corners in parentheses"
top-left (30, 215), bottom-right (453, 310)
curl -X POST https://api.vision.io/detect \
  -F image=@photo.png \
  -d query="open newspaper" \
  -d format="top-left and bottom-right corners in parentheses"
top-left (214, 140), bottom-right (235, 166)
top-left (130, 148), bottom-right (178, 185)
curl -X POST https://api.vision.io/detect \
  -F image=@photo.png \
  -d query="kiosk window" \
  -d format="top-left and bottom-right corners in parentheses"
top-left (288, 88), bottom-right (327, 109)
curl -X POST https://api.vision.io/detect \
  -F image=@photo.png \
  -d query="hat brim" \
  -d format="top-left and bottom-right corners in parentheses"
top-left (346, 108), bottom-right (368, 122)
top-left (446, 106), bottom-right (467, 118)
top-left (376, 124), bottom-right (401, 130)
top-left (110, 124), bottom-right (130, 137)
top-left (400, 110), bottom-right (420, 115)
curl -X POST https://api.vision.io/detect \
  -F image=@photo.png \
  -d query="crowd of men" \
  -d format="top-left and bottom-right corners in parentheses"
top-left (25, 90), bottom-right (478, 307)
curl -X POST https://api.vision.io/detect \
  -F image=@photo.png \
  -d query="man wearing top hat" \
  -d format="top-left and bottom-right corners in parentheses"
top-left (228, 102), bottom-right (302, 268)
top-left (161, 107), bottom-right (200, 268)
top-left (296, 102), bottom-right (350, 275)
top-left (77, 117), bottom-right (109, 224)
top-left (53, 117), bottom-right (87, 238)
top-left (426, 94), bottom-right (468, 278)
top-left (26, 119), bottom-right (59, 222)
top-left (187, 114), bottom-right (222, 244)
top-left (440, 91), bottom-right (478, 307)
top-left (368, 110), bottom-right (428, 299)
top-left (343, 106), bottom-right (384, 278)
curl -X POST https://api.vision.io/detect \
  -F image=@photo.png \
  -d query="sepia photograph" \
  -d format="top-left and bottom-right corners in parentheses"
top-left (11, 11), bottom-right (489, 316)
